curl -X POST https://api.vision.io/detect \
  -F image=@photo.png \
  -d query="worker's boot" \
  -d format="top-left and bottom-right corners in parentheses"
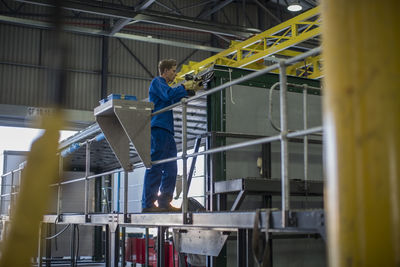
top-left (165, 204), bottom-right (181, 212)
top-left (142, 205), bottom-right (167, 213)
top-left (158, 194), bottom-right (182, 212)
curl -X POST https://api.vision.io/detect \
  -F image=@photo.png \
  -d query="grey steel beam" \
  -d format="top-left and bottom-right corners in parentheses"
top-left (117, 38), bottom-right (154, 78)
top-left (254, 0), bottom-right (281, 24)
top-left (0, 104), bottom-right (95, 130)
top-left (198, 0), bottom-right (233, 19)
top-left (109, 18), bottom-right (132, 35)
top-left (135, 0), bottom-right (157, 11)
top-left (154, 1), bottom-right (180, 15)
top-left (131, 12), bottom-right (258, 38)
top-left (165, 0), bottom-right (182, 15)
top-left (1, 0), bottom-right (13, 12)
top-left (101, 34), bottom-right (109, 99)
top-left (15, 0), bottom-right (260, 38)
top-left (39, 210), bottom-right (324, 235)
top-left (0, 15), bottom-right (223, 52)
top-left (176, 0), bottom-right (214, 12)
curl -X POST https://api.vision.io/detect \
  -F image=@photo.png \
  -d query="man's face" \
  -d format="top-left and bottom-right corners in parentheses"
top-left (163, 66), bottom-right (177, 83)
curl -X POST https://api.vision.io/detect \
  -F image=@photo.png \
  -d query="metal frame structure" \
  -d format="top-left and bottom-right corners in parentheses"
top-left (0, 47), bottom-right (324, 267)
top-left (176, 7), bottom-right (321, 82)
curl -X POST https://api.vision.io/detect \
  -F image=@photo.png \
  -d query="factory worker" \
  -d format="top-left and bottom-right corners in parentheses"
top-left (142, 59), bottom-right (200, 212)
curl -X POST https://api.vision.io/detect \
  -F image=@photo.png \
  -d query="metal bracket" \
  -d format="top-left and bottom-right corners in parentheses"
top-left (124, 214), bottom-right (131, 223)
top-left (108, 214), bottom-right (119, 232)
top-left (288, 211), bottom-right (298, 227)
top-left (94, 99), bottom-right (154, 170)
top-left (184, 212), bottom-right (193, 224)
top-left (173, 229), bottom-right (228, 256)
top-left (85, 214), bottom-right (91, 223)
top-left (317, 212), bottom-right (326, 241)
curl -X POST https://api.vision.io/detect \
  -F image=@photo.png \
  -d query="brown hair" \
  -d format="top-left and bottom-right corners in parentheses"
top-left (158, 59), bottom-right (177, 75)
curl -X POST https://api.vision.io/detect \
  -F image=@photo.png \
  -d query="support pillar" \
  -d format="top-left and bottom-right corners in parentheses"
top-left (321, 0), bottom-right (400, 266)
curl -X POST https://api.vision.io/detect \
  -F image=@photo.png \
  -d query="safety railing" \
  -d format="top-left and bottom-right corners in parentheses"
top-left (0, 47), bottom-right (322, 228)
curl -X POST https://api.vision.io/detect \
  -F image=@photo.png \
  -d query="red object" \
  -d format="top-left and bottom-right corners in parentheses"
top-left (125, 237), bottom-right (180, 267)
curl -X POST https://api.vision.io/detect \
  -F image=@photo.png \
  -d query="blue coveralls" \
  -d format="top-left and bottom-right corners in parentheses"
top-left (142, 76), bottom-right (187, 209)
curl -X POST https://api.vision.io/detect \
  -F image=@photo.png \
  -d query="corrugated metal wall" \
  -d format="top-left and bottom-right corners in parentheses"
top-left (0, 22), bottom-right (212, 110)
top-left (0, 2), bottom-right (219, 111)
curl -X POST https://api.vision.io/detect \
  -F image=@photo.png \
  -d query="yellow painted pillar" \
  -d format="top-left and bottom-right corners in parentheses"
top-left (321, 0), bottom-right (400, 266)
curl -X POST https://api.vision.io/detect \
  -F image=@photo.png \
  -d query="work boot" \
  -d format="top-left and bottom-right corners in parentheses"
top-left (165, 204), bottom-right (182, 212)
top-left (142, 206), bottom-right (168, 213)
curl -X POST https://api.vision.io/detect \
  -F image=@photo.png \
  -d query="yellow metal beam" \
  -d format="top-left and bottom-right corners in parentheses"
top-left (0, 112), bottom-right (63, 267)
top-left (322, 0), bottom-right (400, 266)
top-left (175, 6), bottom-right (321, 82)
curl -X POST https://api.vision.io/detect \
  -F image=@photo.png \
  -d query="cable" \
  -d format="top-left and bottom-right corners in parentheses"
top-left (45, 224), bottom-right (70, 240)
top-left (74, 225), bottom-right (80, 266)
top-left (268, 82), bottom-right (283, 132)
top-left (228, 68), bottom-right (236, 105)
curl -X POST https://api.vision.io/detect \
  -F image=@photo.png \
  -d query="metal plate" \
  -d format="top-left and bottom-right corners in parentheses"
top-left (173, 229), bottom-right (228, 256)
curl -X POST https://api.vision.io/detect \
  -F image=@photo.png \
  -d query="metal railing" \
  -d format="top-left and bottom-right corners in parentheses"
top-left (0, 47), bottom-right (322, 228)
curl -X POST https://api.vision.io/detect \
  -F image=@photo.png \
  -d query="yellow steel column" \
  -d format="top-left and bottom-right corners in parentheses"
top-left (321, 0), bottom-right (400, 266)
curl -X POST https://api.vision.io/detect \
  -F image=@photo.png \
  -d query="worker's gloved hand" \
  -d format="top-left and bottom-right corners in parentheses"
top-left (183, 80), bottom-right (203, 91)
top-left (183, 80), bottom-right (195, 90)
top-left (193, 80), bottom-right (203, 91)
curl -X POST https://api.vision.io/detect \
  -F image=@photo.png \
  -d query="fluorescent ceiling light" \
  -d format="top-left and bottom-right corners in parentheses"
top-left (287, 3), bottom-right (302, 12)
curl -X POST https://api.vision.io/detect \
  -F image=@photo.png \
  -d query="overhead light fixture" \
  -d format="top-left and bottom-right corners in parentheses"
top-left (287, 0), bottom-right (303, 12)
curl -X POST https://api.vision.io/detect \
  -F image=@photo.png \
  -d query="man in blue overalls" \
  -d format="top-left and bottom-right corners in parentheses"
top-left (142, 59), bottom-right (199, 212)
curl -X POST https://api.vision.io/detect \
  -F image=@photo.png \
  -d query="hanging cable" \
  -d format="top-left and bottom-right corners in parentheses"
top-left (74, 225), bottom-right (80, 266)
top-left (45, 224), bottom-right (70, 240)
top-left (228, 68), bottom-right (236, 104)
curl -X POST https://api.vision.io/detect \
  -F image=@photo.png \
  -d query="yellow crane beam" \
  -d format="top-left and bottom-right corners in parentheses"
top-left (175, 6), bottom-right (321, 83)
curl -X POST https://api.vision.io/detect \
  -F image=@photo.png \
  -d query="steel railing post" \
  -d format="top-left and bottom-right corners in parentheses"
top-left (279, 60), bottom-right (289, 227)
top-left (84, 141), bottom-right (90, 219)
top-left (181, 98), bottom-right (188, 222)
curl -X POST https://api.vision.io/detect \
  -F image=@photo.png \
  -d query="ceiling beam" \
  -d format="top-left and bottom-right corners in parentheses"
top-left (198, 0), bottom-right (233, 19)
top-left (15, 0), bottom-right (260, 38)
top-left (135, 0), bottom-right (157, 11)
top-left (109, 18), bottom-right (132, 35)
top-left (254, 0), bottom-right (281, 24)
top-left (0, 15), bottom-right (224, 52)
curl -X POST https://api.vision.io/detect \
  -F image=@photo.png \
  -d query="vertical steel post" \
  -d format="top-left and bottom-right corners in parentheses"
top-left (181, 99), bottom-right (188, 219)
top-left (145, 228), bottom-right (149, 267)
top-left (322, 0), bottom-right (400, 266)
top-left (121, 226), bottom-right (126, 267)
top-left (84, 141), bottom-right (90, 217)
top-left (37, 222), bottom-right (42, 267)
top-left (157, 227), bottom-right (165, 267)
top-left (123, 171), bottom-right (128, 220)
top-left (57, 156), bottom-right (63, 216)
top-left (303, 85), bottom-right (309, 189)
top-left (0, 174), bottom-right (4, 215)
top-left (9, 171), bottom-right (14, 216)
top-left (237, 229), bottom-right (248, 267)
top-left (279, 60), bottom-right (289, 227)
top-left (107, 225), bottom-right (119, 267)
top-left (70, 225), bottom-right (76, 267)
